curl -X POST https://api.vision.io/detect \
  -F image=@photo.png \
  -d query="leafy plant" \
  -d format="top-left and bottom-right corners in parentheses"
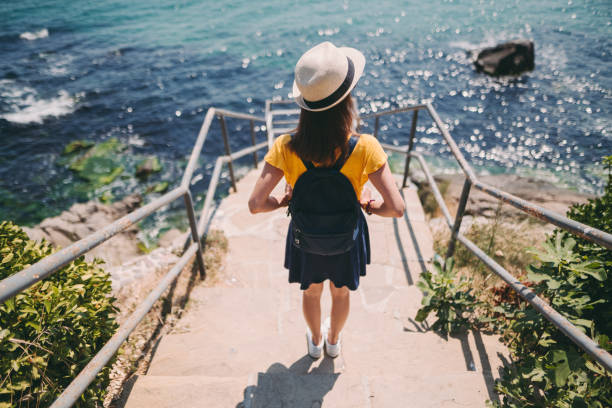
top-left (0, 221), bottom-right (118, 407)
top-left (422, 156), bottom-right (612, 407)
top-left (415, 255), bottom-right (480, 335)
top-left (492, 156), bottom-right (612, 408)
top-left (493, 234), bottom-right (611, 407)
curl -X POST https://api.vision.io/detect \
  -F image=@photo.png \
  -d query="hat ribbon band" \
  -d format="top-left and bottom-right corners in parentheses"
top-left (303, 56), bottom-right (354, 110)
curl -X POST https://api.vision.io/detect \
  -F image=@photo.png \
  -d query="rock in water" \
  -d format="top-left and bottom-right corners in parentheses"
top-left (65, 138), bottom-right (126, 187)
top-left (62, 140), bottom-right (94, 155)
top-left (474, 40), bottom-right (534, 76)
top-left (136, 156), bottom-right (162, 179)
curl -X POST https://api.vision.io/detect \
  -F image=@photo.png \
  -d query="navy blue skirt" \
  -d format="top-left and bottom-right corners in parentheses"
top-left (284, 212), bottom-right (371, 291)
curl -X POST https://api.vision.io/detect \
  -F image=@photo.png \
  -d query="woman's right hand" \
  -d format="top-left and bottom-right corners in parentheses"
top-left (278, 183), bottom-right (293, 207)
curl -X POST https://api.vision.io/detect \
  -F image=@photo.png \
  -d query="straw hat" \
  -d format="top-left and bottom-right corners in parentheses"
top-left (292, 41), bottom-right (365, 112)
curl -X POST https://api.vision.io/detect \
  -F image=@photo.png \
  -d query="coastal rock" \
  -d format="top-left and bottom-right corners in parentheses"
top-left (136, 156), bottom-right (162, 179)
top-left (64, 138), bottom-right (126, 187)
top-left (108, 246), bottom-right (180, 293)
top-left (474, 40), bottom-right (534, 76)
top-left (158, 228), bottom-right (187, 250)
top-left (417, 173), bottom-right (591, 221)
top-left (23, 194), bottom-right (143, 267)
top-left (62, 140), bottom-right (94, 155)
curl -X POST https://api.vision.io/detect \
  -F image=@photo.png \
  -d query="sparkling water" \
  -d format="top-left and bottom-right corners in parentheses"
top-left (0, 0), bottom-right (610, 228)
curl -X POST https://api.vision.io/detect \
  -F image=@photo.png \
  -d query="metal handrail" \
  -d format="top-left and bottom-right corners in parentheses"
top-left (0, 107), bottom-right (267, 407)
top-left (359, 103), bottom-right (612, 250)
top-left (358, 104), bottom-right (612, 372)
top-left (2, 99), bottom-right (611, 407)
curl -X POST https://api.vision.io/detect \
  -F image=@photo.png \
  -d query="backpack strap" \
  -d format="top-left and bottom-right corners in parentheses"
top-left (294, 135), bottom-right (358, 170)
top-left (332, 135), bottom-right (358, 170)
top-left (302, 160), bottom-right (315, 170)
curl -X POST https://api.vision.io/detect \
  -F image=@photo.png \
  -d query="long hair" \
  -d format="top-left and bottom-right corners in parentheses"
top-left (288, 94), bottom-right (355, 166)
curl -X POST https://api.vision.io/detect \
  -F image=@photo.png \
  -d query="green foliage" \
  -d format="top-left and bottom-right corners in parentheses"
top-left (493, 235), bottom-right (611, 407)
top-left (563, 156), bottom-right (612, 332)
top-left (422, 156), bottom-right (612, 407)
top-left (492, 156), bottom-right (612, 408)
top-left (0, 221), bottom-right (118, 407)
top-left (99, 190), bottom-right (114, 204)
top-left (415, 255), bottom-right (480, 335)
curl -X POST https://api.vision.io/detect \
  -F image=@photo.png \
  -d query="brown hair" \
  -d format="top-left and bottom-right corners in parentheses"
top-left (288, 94), bottom-right (355, 166)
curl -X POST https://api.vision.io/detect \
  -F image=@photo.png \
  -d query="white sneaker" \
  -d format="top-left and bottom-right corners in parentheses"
top-left (306, 325), bottom-right (325, 359)
top-left (323, 317), bottom-right (342, 358)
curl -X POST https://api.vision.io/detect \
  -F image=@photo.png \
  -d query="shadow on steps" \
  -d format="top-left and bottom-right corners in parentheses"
top-left (237, 355), bottom-right (339, 408)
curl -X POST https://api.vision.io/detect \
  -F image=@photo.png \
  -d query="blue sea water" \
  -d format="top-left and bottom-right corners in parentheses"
top-left (0, 0), bottom-right (611, 231)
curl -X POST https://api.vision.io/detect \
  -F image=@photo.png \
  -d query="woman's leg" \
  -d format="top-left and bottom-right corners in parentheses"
top-left (328, 281), bottom-right (350, 344)
top-left (303, 282), bottom-right (324, 344)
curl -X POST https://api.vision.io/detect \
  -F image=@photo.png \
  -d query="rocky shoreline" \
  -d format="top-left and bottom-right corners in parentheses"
top-left (21, 194), bottom-right (187, 293)
top-left (20, 172), bottom-right (594, 272)
top-left (412, 172), bottom-right (593, 221)
top-left (410, 172), bottom-right (595, 259)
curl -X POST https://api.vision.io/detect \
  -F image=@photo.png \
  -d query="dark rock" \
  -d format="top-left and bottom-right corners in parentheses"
top-left (136, 156), bottom-right (162, 179)
top-left (474, 40), bottom-right (534, 76)
top-left (63, 140), bottom-right (94, 155)
top-left (145, 181), bottom-right (169, 194)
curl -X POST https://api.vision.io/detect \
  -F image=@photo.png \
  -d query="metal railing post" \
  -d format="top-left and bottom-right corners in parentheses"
top-left (373, 116), bottom-right (380, 139)
top-left (402, 109), bottom-right (419, 188)
top-left (250, 119), bottom-right (258, 168)
top-left (183, 191), bottom-right (206, 279)
top-left (218, 114), bottom-right (237, 192)
top-left (265, 100), bottom-right (274, 150)
top-left (446, 178), bottom-right (472, 261)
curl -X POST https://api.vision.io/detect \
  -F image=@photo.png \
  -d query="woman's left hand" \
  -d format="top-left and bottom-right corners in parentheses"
top-left (360, 186), bottom-right (372, 206)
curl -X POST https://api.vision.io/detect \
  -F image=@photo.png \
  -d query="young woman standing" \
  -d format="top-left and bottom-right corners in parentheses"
top-left (248, 42), bottom-right (405, 359)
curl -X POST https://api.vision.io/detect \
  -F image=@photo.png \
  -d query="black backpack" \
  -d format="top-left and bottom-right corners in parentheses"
top-left (288, 136), bottom-right (360, 256)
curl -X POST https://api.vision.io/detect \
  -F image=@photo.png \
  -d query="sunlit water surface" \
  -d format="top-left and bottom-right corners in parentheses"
top-left (0, 0), bottom-right (610, 240)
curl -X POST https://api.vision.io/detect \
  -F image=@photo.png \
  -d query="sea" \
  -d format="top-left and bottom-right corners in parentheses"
top-left (0, 0), bottom-right (610, 242)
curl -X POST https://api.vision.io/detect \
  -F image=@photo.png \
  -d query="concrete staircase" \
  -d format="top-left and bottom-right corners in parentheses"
top-left (123, 168), bottom-right (508, 407)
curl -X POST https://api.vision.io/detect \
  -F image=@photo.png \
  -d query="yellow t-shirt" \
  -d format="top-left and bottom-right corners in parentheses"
top-left (264, 133), bottom-right (387, 200)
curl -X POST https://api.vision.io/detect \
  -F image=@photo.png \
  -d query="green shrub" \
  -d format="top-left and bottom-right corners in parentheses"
top-left (415, 255), bottom-right (481, 335)
top-left (0, 221), bottom-right (118, 407)
top-left (493, 234), bottom-right (611, 407)
top-left (421, 156), bottom-right (612, 407)
top-left (492, 157), bottom-right (612, 408)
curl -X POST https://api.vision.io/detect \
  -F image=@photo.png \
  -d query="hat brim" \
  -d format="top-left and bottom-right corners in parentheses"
top-left (292, 46), bottom-right (365, 112)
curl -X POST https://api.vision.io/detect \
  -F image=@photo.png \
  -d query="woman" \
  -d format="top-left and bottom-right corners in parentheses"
top-left (248, 42), bottom-right (405, 359)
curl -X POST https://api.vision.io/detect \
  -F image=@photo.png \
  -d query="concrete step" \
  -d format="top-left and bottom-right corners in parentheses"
top-left (124, 375), bottom-right (250, 408)
top-left (121, 166), bottom-right (507, 408)
top-left (145, 287), bottom-right (505, 380)
top-left (124, 370), bottom-right (494, 408)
